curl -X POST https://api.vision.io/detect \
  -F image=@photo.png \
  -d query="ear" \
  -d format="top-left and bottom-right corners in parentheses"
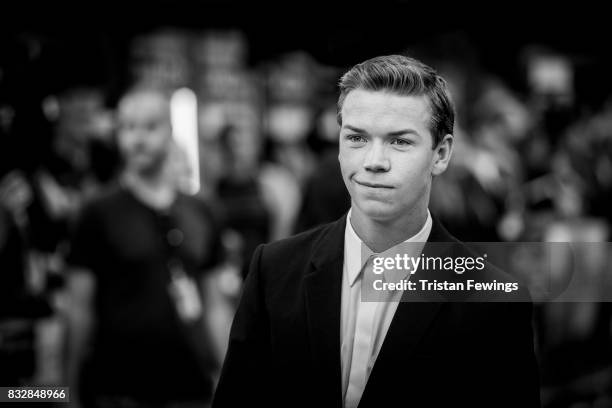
top-left (431, 134), bottom-right (454, 176)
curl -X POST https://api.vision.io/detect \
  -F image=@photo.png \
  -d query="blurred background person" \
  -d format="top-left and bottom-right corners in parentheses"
top-left (196, 40), bottom-right (304, 278)
top-left (0, 53), bottom-right (55, 388)
top-left (65, 88), bottom-right (227, 408)
top-left (0, 191), bottom-right (53, 387)
top-left (294, 99), bottom-right (351, 232)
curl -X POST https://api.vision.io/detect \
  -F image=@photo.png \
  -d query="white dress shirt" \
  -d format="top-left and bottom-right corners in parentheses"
top-left (341, 208), bottom-right (432, 408)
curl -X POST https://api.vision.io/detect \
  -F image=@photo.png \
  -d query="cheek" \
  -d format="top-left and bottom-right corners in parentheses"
top-left (338, 145), bottom-right (361, 170)
top-left (393, 154), bottom-right (433, 182)
top-left (338, 153), bottom-right (355, 190)
top-left (338, 158), bottom-right (350, 185)
top-left (337, 149), bottom-right (349, 174)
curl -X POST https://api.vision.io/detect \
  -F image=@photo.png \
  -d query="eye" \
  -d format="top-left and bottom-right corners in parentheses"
top-left (391, 138), bottom-right (413, 147)
top-left (346, 134), bottom-right (366, 143)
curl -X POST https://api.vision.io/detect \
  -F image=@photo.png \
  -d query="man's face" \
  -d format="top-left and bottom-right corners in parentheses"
top-left (338, 89), bottom-right (450, 222)
top-left (117, 95), bottom-right (172, 175)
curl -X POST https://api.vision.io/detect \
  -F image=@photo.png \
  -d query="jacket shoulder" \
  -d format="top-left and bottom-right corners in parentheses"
top-left (258, 221), bottom-right (338, 264)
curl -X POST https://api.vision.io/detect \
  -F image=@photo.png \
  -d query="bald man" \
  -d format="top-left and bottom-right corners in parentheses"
top-left (65, 89), bottom-right (225, 408)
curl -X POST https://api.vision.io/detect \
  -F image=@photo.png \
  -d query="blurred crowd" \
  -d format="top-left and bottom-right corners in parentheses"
top-left (1, 28), bottom-right (612, 407)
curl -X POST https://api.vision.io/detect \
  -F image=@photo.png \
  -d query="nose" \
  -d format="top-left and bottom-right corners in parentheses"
top-left (363, 140), bottom-right (390, 172)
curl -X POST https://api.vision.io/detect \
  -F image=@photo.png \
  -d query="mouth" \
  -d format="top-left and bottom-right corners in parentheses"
top-left (354, 179), bottom-right (394, 189)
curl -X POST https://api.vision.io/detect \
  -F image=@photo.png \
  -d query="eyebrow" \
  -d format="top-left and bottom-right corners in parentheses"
top-left (342, 125), bottom-right (421, 138)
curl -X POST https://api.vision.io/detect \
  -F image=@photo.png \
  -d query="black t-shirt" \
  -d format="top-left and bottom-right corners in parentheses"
top-left (217, 176), bottom-right (270, 279)
top-left (68, 184), bottom-right (223, 401)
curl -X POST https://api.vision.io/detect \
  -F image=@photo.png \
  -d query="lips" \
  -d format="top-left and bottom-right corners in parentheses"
top-left (354, 179), bottom-right (394, 189)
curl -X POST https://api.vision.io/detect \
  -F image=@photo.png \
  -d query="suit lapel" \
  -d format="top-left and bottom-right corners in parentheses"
top-left (304, 214), bottom-right (347, 407)
top-left (359, 216), bottom-right (457, 406)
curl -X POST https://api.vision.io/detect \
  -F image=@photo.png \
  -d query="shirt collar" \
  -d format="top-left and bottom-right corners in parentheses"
top-left (344, 208), bottom-right (433, 287)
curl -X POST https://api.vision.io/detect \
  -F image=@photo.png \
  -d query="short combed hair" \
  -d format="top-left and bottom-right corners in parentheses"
top-left (337, 54), bottom-right (455, 148)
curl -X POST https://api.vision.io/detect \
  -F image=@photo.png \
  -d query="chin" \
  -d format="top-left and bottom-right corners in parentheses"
top-left (354, 201), bottom-right (399, 222)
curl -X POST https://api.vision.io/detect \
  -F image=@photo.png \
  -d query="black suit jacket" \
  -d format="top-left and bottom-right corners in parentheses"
top-left (213, 214), bottom-right (540, 408)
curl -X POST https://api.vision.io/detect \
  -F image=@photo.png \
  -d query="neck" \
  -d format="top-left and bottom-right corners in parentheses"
top-left (122, 169), bottom-right (176, 211)
top-left (350, 203), bottom-right (428, 253)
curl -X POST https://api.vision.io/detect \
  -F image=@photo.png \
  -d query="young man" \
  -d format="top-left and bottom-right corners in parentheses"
top-left (66, 89), bottom-right (227, 408)
top-left (213, 55), bottom-right (540, 408)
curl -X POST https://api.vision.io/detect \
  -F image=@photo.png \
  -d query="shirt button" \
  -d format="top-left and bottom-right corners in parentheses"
top-left (167, 228), bottom-right (184, 247)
